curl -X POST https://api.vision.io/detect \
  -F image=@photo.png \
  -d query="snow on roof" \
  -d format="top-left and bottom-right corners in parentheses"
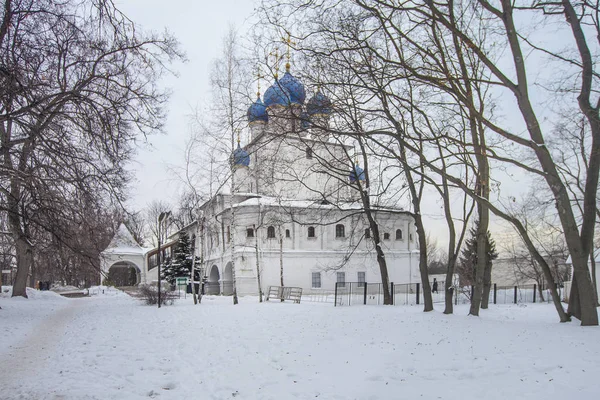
top-left (103, 223), bottom-right (145, 255)
top-left (232, 196), bottom-right (407, 214)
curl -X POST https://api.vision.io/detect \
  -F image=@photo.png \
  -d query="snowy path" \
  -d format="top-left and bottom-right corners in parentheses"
top-left (1, 291), bottom-right (599, 400)
top-left (0, 299), bottom-right (80, 386)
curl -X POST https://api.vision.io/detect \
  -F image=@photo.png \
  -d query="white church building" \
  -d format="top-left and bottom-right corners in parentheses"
top-left (101, 65), bottom-right (420, 295)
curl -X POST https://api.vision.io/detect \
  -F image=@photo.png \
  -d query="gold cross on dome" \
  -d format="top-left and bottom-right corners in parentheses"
top-left (282, 32), bottom-right (296, 72)
top-left (268, 48), bottom-right (283, 79)
top-left (256, 65), bottom-right (264, 97)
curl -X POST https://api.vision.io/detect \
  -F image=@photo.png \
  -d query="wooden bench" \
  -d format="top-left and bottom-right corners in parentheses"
top-left (266, 286), bottom-right (303, 303)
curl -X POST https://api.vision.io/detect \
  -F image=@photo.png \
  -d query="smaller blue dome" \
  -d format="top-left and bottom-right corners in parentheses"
top-left (247, 96), bottom-right (268, 123)
top-left (279, 71), bottom-right (306, 104)
top-left (307, 91), bottom-right (332, 116)
top-left (300, 111), bottom-right (311, 130)
top-left (232, 144), bottom-right (250, 167)
top-left (349, 164), bottom-right (365, 182)
top-left (264, 80), bottom-right (292, 107)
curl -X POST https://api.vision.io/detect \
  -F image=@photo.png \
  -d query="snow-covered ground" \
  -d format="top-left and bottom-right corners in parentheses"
top-left (0, 288), bottom-right (598, 400)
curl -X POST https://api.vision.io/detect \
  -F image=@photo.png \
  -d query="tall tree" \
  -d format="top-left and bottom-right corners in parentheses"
top-left (259, 0), bottom-right (599, 324)
top-left (162, 231), bottom-right (198, 285)
top-left (458, 221), bottom-right (498, 309)
top-left (0, 0), bottom-right (181, 297)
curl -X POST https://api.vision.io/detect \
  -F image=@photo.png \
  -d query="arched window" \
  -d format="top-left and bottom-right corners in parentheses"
top-left (336, 224), bottom-right (345, 238)
top-left (246, 228), bottom-right (254, 238)
top-left (308, 226), bottom-right (316, 238)
top-left (365, 228), bottom-right (371, 239)
top-left (267, 226), bottom-right (276, 239)
top-left (396, 229), bottom-right (403, 240)
top-left (306, 147), bottom-right (313, 159)
top-left (285, 229), bottom-right (290, 238)
top-left (384, 232), bottom-right (390, 240)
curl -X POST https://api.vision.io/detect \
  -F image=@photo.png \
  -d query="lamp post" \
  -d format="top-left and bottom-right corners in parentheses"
top-left (157, 211), bottom-right (171, 308)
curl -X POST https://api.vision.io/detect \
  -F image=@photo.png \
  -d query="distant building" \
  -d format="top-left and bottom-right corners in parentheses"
top-left (102, 66), bottom-right (420, 294)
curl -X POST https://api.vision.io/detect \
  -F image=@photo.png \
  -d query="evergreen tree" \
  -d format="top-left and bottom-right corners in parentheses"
top-left (458, 221), bottom-right (498, 287)
top-left (161, 231), bottom-right (198, 285)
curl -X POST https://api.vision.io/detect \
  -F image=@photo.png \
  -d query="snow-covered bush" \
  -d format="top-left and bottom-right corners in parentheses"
top-left (138, 284), bottom-right (177, 306)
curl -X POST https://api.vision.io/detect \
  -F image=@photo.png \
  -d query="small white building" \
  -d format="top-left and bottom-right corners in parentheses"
top-left (102, 66), bottom-right (420, 295)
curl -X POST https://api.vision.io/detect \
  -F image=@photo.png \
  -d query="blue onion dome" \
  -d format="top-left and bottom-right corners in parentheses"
top-left (247, 96), bottom-right (268, 123)
top-left (232, 144), bottom-right (250, 168)
top-left (307, 91), bottom-right (333, 116)
top-left (349, 164), bottom-right (365, 182)
top-left (264, 79), bottom-right (292, 107)
top-left (279, 71), bottom-right (306, 104)
top-left (300, 111), bottom-right (311, 130)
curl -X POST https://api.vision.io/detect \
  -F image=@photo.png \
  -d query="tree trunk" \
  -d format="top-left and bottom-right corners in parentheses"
top-left (413, 212), bottom-right (433, 311)
top-left (568, 260), bottom-right (598, 325)
top-left (279, 226), bottom-right (284, 302)
top-left (360, 189), bottom-right (392, 305)
top-left (255, 233), bottom-right (263, 302)
top-left (469, 204), bottom-right (489, 316)
top-left (538, 281), bottom-right (545, 302)
top-left (590, 253), bottom-right (599, 306)
top-left (11, 236), bottom-right (32, 298)
top-left (481, 261), bottom-right (492, 309)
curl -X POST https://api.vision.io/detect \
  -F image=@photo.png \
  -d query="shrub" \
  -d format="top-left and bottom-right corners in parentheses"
top-left (138, 284), bottom-right (177, 306)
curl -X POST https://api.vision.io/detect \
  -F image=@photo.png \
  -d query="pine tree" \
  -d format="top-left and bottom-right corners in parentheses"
top-left (458, 221), bottom-right (498, 288)
top-left (161, 231), bottom-right (198, 285)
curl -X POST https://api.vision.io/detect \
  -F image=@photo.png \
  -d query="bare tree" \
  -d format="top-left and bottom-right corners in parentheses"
top-left (0, 0), bottom-right (182, 297)
top-left (259, 0), bottom-right (599, 324)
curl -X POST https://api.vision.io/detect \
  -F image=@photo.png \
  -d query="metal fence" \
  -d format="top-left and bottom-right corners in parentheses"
top-left (335, 282), bottom-right (552, 307)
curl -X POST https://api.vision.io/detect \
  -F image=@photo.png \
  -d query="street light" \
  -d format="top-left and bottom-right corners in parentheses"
top-left (157, 211), bottom-right (171, 308)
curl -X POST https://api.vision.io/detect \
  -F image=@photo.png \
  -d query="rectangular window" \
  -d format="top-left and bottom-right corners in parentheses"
top-left (246, 228), bottom-right (254, 238)
top-left (311, 272), bottom-right (321, 288)
top-left (357, 271), bottom-right (366, 287)
top-left (365, 228), bottom-right (371, 239)
top-left (336, 272), bottom-right (346, 288)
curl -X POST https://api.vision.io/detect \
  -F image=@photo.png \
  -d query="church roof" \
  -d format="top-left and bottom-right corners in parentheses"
top-left (231, 196), bottom-right (407, 214)
top-left (103, 223), bottom-right (147, 255)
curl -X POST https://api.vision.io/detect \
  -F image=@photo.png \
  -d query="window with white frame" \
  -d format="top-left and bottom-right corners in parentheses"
top-left (336, 272), bottom-right (346, 288)
top-left (357, 271), bottom-right (366, 287)
top-left (308, 226), bottom-right (316, 238)
top-left (267, 226), bottom-right (276, 239)
top-left (396, 229), bottom-right (403, 240)
top-left (335, 224), bottom-right (345, 238)
top-left (311, 272), bottom-right (322, 288)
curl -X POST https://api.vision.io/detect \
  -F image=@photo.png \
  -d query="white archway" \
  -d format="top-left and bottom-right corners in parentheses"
top-left (107, 261), bottom-right (141, 287)
top-left (222, 262), bottom-right (233, 296)
top-left (206, 265), bottom-right (220, 295)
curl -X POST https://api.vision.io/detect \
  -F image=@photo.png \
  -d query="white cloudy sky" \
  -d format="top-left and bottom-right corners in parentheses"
top-left (116, 0), bottom-right (257, 211)
top-left (114, 0), bottom-right (557, 254)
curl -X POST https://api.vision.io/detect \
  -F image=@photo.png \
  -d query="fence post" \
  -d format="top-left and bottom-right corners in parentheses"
top-left (493, 283), bottom-right (497, 304)
top-left (455, 286), bottom-right (458, 305)
top-left (334, 282), bottom-right (338, 307)
top-left (514, 286), bottom-right (518, 304)
top-left (363, 282), bottom-right (367, 305)
top-left (348, 282), bottom-right (351, 306)
top-left (416, 282), bottom-right (420, 305)
top-left (390, 282), bottom-right (394, 305)
top-left (533, 284), bottom-right (536, 303)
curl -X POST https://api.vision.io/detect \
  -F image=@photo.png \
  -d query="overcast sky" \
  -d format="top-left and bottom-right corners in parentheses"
top-left (114, 0), bottom-right (544, 255)
top-left (116, 0), bottom-right (257, 212)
